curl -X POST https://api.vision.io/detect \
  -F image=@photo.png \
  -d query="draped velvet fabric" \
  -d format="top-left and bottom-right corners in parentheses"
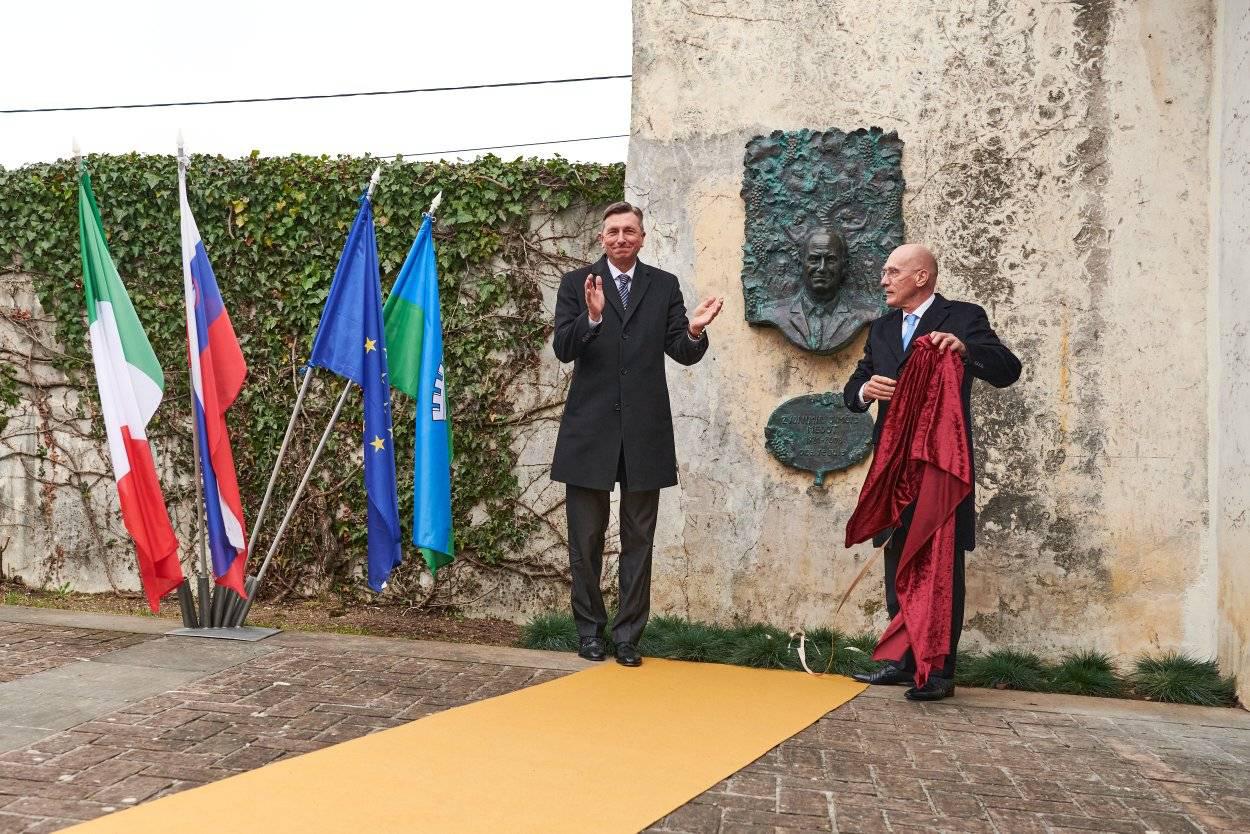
top-left (845, 336), bottom-right (973, 686)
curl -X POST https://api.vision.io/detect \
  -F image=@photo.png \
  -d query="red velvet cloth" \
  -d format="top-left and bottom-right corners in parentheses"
top-left (844, 336), bottom-right (973, 686)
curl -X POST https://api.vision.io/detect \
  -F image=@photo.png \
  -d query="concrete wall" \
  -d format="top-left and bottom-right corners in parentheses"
top-left (0, 271), bottom-right (196, 596)
top-left (1216, 0), bottom-right (1250, 703)
top-left (627, 0), bottom-right (1222, 659)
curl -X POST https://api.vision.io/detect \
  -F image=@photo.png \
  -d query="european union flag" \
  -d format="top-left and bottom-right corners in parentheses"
top-left (308, 194), bottom-right (402, 591)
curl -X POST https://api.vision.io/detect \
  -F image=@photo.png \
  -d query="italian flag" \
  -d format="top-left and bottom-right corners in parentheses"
top-left (79, 168), bottom-right (184, 611)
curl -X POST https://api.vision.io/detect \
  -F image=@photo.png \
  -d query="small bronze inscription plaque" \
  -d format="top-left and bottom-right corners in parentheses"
top-left (764, 393), bottom-right (873, 485)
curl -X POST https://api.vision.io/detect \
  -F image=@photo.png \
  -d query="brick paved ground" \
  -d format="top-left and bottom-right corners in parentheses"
top-left (0, 610), bottom-right (1246, 834)
top-left (0, 623), bottom-right (154, 684)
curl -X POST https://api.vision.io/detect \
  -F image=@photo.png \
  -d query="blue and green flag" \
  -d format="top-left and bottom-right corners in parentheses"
top-left (383, 214), bottom-right (453, 574)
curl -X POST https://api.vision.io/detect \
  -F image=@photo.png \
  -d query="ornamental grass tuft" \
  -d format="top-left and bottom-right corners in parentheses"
top-left (1046, 650), bottom-right (1123, 698)
top-left (956, 649), bottom-right (1049, 691)
top-left (1130, 651), bottom-right (1237, 707)
top-left (518, 611), bottom-right (579, 653)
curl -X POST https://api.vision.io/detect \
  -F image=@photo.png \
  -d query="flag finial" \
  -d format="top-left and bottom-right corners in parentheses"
top-left (367, 166), bottom-right (382, 199)
top-left (428, 191), bottom-right (443, 218)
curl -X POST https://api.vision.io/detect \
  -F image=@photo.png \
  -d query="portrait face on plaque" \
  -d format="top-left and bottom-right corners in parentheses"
top-left (740, 128), bottom-right (906, 355)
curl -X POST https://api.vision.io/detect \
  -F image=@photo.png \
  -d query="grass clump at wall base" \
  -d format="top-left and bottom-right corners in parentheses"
top-left (515, 613), bottom-right (1239, 708)
top-left (722, 624), bottom-right (797, 670)
top-left (956, 649), bottom-right (1049, 691)
top-left (516, 611), bottom-right (881, 675)
top-left (791, 629), bottom-right (883, 677)
top-left (1130, 651), bottom-right (1237, 706)
top-left (639, 616), bottom-right (728, 662)
top-left (518, 611), bottom-right (580, 653)
top-left (1047, 650), bottom-right (1123, 697)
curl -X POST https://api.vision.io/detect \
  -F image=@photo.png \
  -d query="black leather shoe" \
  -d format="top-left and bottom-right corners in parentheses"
top-left (851, 663), bottom-right (914, 686)
top-left (615, 642), bottom-right (642, 667)
top-left (904, 676), bottom-right (955, 701)
top-left (577, 637), bottom-right (606, 662)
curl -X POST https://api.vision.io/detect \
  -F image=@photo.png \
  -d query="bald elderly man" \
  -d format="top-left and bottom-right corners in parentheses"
top-left (843, 244), bottom-right (1021, 701)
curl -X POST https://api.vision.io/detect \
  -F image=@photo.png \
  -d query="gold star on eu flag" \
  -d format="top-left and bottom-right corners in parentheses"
top-left (370, 435), bottom-right (385, 452)
top-left (364, 337), bottom-right (377, 352)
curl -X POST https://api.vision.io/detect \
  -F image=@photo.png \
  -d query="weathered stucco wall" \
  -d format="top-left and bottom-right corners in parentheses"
top-left (1216, 0), bottom-right (1250, 703)
top-left (627, 0), bottom-right (1221, 659)
top-left (0, 271), bottom-right (198, 595)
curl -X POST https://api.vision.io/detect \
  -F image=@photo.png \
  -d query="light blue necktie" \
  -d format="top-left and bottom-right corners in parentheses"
top-left (618, 274), bottom-right (631, 309)
top-left (901, 312), bottom-right (919, 351)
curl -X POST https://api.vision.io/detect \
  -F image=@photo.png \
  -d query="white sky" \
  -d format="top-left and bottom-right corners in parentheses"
top-left (0, 0), bottom-right (632, 169)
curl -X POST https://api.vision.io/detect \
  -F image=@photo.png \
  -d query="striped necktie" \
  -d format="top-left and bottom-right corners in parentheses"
top-left (617, 274), bottom-right (632, 309)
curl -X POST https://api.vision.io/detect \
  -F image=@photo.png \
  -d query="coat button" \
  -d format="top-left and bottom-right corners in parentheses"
top-left (620, 368), bottom-right (628, 375)
top-left (614, 402), bottom-right (621, 412)
top-left (622, 332), bottom-right (629, 340)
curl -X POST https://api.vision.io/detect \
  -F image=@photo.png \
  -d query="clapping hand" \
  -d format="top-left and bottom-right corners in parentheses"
top-left (584, 274), bottom-right (605, 321)
top-left (688, 296), bottom-right (724, 339)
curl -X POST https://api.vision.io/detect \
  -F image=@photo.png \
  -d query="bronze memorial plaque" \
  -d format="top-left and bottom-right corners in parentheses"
top-left (741, 127), bottom-right (904, 355)
top-left (765, 393), bottom-right (874, 486)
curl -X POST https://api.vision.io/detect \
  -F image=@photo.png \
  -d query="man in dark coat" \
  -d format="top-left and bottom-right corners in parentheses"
top-left (552, 201), bottom-right (723, 667)
top-left (843, 243), bottom-right (1021, 700)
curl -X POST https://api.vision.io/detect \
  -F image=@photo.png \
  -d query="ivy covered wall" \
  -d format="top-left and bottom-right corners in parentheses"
top-left (0, 153), bottom-right (623, 613)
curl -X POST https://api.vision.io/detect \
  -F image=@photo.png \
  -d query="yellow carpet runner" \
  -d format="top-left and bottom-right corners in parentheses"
top-left (66, 658), bottom-right (865, 833)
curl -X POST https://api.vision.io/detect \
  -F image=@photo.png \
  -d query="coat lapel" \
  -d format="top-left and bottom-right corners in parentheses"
top-left (882, 308), bottom-right (904, 366)
top-left (788, 298), bottom-right (811, 342)
top-left (593, 256), bottom-right (625, 321)
top-left (902, 294), bottom-right (951, 362)
top-left (620, 261), bottom-right (652, 329)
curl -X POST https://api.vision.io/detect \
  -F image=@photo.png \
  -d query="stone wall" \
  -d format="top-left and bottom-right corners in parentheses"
top-left (1216, 0), bottom-right (1250, 703)
top-left (627, 0), bottom-right (1224, 659)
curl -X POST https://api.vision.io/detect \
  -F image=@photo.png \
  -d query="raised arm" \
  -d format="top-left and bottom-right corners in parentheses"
top-left (664, 279), bottom-right (711, 366)
top-left (552, 271), bottom-right (600, 363)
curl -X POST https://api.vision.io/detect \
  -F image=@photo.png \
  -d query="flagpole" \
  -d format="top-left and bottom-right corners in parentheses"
top-left (219, 366), bottom-right (316, 627)
top-left (229, 165), bottom-right (382, 626)
top-left (230, 379), bottom-right (354, 625)
top-left (178, 135), bottom-right (215, 627)
top-left (80, 135), bottom-right (191, 628)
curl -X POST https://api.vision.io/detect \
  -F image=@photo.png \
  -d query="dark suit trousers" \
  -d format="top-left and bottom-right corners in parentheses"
top-left (565, 448), bottom-right (660, 645)
top-left (883, 508), bottom-right (966, 680)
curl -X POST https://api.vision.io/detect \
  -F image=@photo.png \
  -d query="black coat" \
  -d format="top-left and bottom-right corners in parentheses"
top-left (843, 294), bottom-right (1021, 551)
top-left (552, 256), bottom-right (709, 492)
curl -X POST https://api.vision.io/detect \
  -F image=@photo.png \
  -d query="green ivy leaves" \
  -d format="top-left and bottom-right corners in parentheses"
top-left (0, 153), bottom-right (623, 601)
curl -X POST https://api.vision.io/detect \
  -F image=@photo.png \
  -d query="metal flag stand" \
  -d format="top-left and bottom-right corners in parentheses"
top-left (168, 134), bottom-right (280, 642)
top-left (175, 166), bottom-right (413, 635)
top-left (220, 177), bottom-right (442, 628)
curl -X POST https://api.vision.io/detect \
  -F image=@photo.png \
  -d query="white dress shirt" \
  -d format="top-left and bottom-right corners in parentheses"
top-left (588, 261), bottom-right (704, 341)
top-left (858, 293), bottom-right (938, 407)
top-left (587, 260), bottom-right (636, 328)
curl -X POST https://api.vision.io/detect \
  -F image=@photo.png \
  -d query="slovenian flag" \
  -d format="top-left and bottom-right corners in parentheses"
top-left (179, 160), bottom-right (248, 596)
top-left (78, 166), bottom-right (184, 612)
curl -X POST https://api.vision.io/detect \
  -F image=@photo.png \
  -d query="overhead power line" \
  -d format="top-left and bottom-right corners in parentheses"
top-left (0, 74), bottom-right (632, 115)
top-left (392, 133), bottom-right (630, 158)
